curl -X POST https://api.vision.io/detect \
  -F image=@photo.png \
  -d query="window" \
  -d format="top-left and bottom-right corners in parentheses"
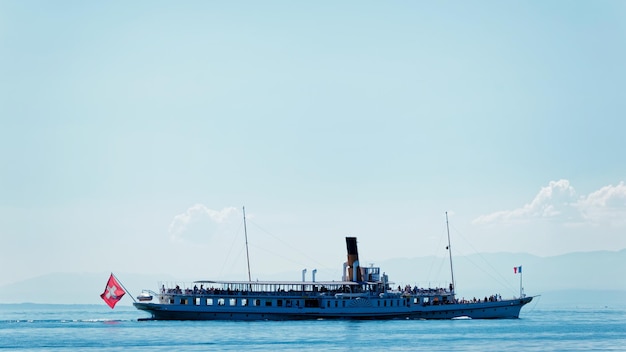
top-left (194, 298), bottom-right (200, 305)
top-left (277, 300), bottom-right (283, 307)
top-left (305, 299), bottom-right (320, 308)
top-left (229, 298), bottom-right (236, 306)
top-left (180, 298), bottom-right (188, 305)
top-left (218, 298), bottom-right (225, 306)
top-left (241, 299), bottom-right (248, 306)
top-left (265, 300), bottom-right (272, 307)
top-left (206, 298), bottom-right (213, 306)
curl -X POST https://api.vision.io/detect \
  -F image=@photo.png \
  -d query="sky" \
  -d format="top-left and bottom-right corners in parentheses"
top-left (1, 1), bottom-right (625, 288)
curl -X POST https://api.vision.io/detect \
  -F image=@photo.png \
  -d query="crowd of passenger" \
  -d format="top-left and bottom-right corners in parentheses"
top-left (162, 285), bottom-right (223, 295)
top-left (161, 284), bottom-right (347, 296)
top-left (398, 284), bottom-right (454, 295)
top-left (454, 294), bottom-right (502, 304)
top-left (161, 284), bottom-right (503, 305)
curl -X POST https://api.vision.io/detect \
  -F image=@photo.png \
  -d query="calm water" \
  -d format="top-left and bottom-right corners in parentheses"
top-left (1, 303), bottom-right (625, 351)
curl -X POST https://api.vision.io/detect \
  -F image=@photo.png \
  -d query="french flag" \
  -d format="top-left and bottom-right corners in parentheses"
top-left (513, 266), bottom-right (522, 274)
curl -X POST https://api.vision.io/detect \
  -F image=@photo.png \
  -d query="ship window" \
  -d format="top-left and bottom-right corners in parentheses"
top-left (277, 300), bottom-right (283, 307)
top-left (265, 300), bottom-right (272, 307)
top-left (241, 299), bottom-right (248, 306)
top-left (254, 299), bottom-right (260, 306)
top-left (169, 299), bottom-right (174, 304)
top-left (414, 298), bottom-right (419, 304)
top-left (335, 301), bottom-right (338, 308)
top-left (206, 298), bottom-right (213, 306)
top-left (378, 301), bottom-right (380, 307)
top-left (229, 298), bottom-right (236, 306)
top-left (194, 298), bottom-right (200, 305)
top-left (180, 298), bottom-right (188, 305)
top-left (305, 299), bottom-right (320, 308)
top-left (384, 300), bottom-right (387, 307)
top-left (342, 301), bottom-right (346, 307)
top-left (327, 301), bottom-right (330, 308)
top-left (218, 298), bottom-right (225, 306)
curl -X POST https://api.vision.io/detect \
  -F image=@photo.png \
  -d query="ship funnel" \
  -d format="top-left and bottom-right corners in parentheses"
top-left (312, 269), bottom-right (317, 282)
top-left (345, 237), bottom-right (362, 282)
top-left (302, 268), bottom-right (307, 282)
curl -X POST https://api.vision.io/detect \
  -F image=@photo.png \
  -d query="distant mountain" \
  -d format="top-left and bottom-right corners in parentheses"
top-left (387, 249), bottom-right (625, 286)
top-left (374, 249), bottom-right (626, 309)
top-left (0, 272), bottom-right (175, 306)
top-left (1, 249), bottom-right (624, 307)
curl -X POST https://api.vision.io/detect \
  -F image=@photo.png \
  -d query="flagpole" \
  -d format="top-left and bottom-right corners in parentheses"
top-left (113, 272), bottom-right (137, 303)
top-left (519, 266), bottom-right (524, 298)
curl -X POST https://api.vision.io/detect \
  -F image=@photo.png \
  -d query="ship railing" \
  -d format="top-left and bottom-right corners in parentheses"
top-left (159, 289), bottom-right (387, 299)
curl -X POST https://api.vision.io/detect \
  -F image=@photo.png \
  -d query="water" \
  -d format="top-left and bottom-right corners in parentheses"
top-left (1, 303), bottom-right (625, 351)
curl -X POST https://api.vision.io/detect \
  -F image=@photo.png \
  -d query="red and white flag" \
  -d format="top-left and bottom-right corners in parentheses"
top-left (100, 273), bottom-right (126, 309)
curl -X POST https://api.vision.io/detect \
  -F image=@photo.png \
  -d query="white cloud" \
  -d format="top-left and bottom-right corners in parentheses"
top-left (473, 180), bottom-right (626, 227)
top-left (169, 204), bottom-right (239, 242)
top-left (576, 182), bottom-right (626, 226)
top-left (473, 179), bottom-right (577, 225)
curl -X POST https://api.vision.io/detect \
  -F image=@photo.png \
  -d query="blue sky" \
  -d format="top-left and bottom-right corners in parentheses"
top-left (1, 1), bottom-right (625, 287)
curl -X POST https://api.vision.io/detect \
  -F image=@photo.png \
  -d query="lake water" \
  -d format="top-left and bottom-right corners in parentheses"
top-left (1, 303), bottom-right (625, 351)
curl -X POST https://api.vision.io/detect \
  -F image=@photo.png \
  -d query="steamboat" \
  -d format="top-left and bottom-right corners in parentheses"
top-left (134, 213), bottom-right (532, 320)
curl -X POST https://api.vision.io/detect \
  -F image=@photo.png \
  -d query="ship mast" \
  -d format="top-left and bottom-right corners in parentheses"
top-left (445, 211), bottom-right (455, 293)
top-left (243, 206), bottom-right (252, 282)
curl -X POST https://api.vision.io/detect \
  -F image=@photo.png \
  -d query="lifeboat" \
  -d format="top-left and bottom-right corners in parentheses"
top-left (137, 290), bottom-right (154, 302)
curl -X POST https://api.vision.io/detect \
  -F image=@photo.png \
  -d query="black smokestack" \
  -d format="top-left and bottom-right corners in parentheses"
top-left (346, 237), bottom-right (362, 282)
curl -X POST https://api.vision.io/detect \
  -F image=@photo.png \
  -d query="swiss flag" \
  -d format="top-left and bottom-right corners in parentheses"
top-left (100, 273), bottom-right (126, 309)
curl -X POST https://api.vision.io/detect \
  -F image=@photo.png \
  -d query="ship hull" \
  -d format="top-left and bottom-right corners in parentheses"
top-left (134, 296), bottom-right (533, 321)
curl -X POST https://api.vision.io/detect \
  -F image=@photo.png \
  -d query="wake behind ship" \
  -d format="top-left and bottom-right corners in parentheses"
top-left (133, 237), bottom-right (533, 320)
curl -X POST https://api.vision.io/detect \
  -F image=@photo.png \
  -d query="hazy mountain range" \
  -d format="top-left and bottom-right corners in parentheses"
top-left (1, 249), bottom-right (624, 308)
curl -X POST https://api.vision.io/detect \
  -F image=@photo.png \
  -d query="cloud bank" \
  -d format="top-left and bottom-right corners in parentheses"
top-left (473, 180), bottom-right (626, 226)
top-left (169, 204), bottom-right (239, 242)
